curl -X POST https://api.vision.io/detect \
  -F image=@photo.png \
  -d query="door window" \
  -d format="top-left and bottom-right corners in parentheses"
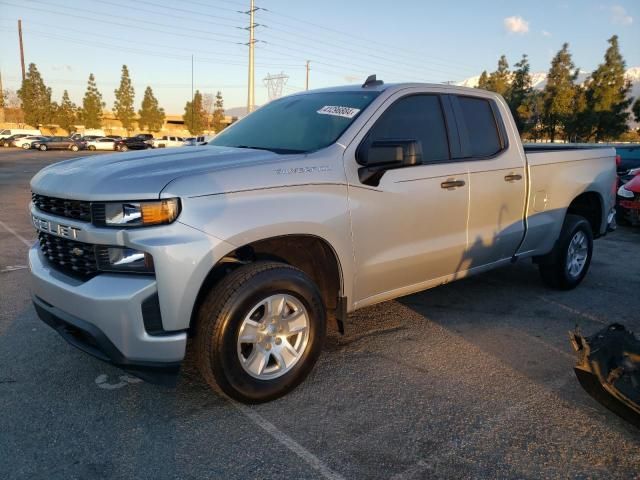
top-left (456, 96), bottom-right (502, 157)
top-left (365, 95), bottom-right (450, 163)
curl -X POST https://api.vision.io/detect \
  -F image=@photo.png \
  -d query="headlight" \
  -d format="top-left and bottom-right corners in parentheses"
top-left (98, 198), bottom-right (180, 227)
top-left (96, 246), bottom-right (154, 273)
top-left (617, 185), bottom-right (634, 199)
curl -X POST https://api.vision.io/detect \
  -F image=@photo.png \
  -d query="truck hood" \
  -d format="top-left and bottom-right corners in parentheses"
top-left (30, 146), bottom-right (292, 200)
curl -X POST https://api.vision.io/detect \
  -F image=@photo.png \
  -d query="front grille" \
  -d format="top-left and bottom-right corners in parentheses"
top-left (38, 231), bottom-right (99, 277)
top-left (32, 193), bottom-right (92, 222)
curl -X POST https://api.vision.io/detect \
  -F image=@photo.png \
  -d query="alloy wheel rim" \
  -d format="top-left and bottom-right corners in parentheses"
top-left (566, 230), bottom-right (588, 277)
top-left (237, 294), bottom-right (310, 380)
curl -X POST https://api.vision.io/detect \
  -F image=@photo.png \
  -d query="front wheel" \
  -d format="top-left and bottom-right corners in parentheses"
top-left (39, 144), bottom-right (48, 151)
top-left (70, 144), bottom-right (79, 152)
top-left (120, 145), bottom-right (128, 152)
top-left (21, 143), bottom-right (30, 150)
top-left (538, 214), bottom-right (594, 290)
top-left (195, 261), bottom-right (326, 403)
top-left (88, 145), bottom-right (96, 151)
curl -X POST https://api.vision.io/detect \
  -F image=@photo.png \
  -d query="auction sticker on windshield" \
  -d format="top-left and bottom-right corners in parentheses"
top-left (317, 105), bottom-right (361, 119)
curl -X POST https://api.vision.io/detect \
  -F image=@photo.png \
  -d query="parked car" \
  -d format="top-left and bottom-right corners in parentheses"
top-left (0, 128), bottom-right (42, 141)
top-left (15, 136), bottom-right (49, 149)
top-left (114, 137), bottom-right (152, 151)
top-left (184, 135), bottom-right (215, 146)
top-left (106, 135), bottom-right (123, 141)
top-left (134, 133), bottom-right (154, 142)
top-left (615, 144), bottom-right (640, 177)
top-left (2, 134), bottom-right (27, 147)
top-left (29, 80), bottom-right (616, 403)
top-left (151, 135), bottom-right (185, 148)
top-left (616, 168), bottom-right (640, 225)
top-left (33, 136), bottom-right (85, 151)
top-left (70, 129), bottom-right (105, 141)
top-left (86, 137), bottom-right (117, 151)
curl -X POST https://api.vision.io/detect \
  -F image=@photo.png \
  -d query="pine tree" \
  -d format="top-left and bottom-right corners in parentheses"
top-left (583, 35), bottom-right (633, 141)
top-left (183, 90), bottom-right (205, 135)
top-left (541, 43), bottom-right (579, 142)
top-left (54, 90), bottom-right (77, 134)
top-left (79, 73), bottom-right (105, 129)
top-left (212, 91), bottom-right (225, 133)
top-left (507, 54), bottom-right (533, 133)
top-left (113, 65), bottom-right (136, 134)
top-left (138, 86), bottom-right (165, 133)
top-left (476, 71), bottom-right (490, 90)
top-left (17, 63), bottom-right (53, 127)
top-left (633, 98), bottom-right (640, 124)
top-left (486, 55), bottom-right (510, 96)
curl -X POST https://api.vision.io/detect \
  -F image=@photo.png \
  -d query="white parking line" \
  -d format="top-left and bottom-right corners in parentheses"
top-left (0, 219), bottom-right (33, 247)
top-left (231, 401), bottom-right (346, 480)
top-left (536, 296), bottom-right (607, 325)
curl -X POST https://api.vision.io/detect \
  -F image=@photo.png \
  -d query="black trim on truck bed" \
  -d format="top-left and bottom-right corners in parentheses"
top-left (33, 296), bottom-right (180, 386)
top-left (524, 144), bottom-right (612, 153)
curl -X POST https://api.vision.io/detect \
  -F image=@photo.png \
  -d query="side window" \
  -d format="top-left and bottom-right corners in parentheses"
top-left (366, 95), bottom-right (450, 163)
top-left (456, 96), bottom-right (502, 157)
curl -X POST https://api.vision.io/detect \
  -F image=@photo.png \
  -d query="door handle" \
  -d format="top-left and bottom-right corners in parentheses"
top-left (504, 173), bottom-right (523, 182)
top-left (440, 179), bottom-right (466, 189)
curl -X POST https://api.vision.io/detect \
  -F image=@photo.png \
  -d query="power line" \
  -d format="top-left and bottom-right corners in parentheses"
top-left (0, 22), bottom-right (303, 68)
top-left (261, 8), bottom-right (480, 73)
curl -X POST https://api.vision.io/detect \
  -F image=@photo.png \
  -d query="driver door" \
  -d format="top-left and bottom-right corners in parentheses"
top-left (344, 92), bottom-right (470, 306)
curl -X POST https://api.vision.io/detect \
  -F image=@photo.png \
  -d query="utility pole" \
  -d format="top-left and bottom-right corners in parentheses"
top-left (191, 54), bottom-right (194, 135)
top-left (0, 70), bottom-right (5, 123)
top-left (305, 60), bottom-right (310, 90)
top-left (246, 0), bottom-right (256, 113)
top-left (18, 19), bottom-right (26, 82)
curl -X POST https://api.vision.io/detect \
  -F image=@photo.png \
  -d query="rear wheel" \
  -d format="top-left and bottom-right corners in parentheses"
top-left (70, 144), bottom-right (79, 152)
top-left (538, 214), bottom-right (593, 290)
top-left (21, 143), bottom-right (30, 150)
top-left (120, 145), bottom-right (128, 152)
top-left (88, 145), bottom-right (96, 151)
top-left (39, 144), bottom-right (47, 151)
top-left (195, 261), bottom-right (326, 403)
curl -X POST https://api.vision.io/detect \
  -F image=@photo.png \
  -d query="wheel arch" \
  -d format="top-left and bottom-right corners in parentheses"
top-left (567, 191), bottom-right (604, 237)
top-left (190, 234), bottom-right (345, 335)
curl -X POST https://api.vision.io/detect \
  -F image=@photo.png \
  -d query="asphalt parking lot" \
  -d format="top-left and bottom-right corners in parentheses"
top-left (1, 147), bottom-right (639, 479)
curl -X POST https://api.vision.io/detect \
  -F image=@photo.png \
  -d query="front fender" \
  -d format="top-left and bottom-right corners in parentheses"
top-left (176, 184), bottom-right (355, 308)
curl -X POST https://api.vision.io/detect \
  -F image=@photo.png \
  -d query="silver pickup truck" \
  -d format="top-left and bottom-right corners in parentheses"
top-left (29, 79), bottom-right (617, 402)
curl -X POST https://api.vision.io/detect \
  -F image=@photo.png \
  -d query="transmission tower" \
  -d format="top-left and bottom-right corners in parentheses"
top-left (263, 72), bottom-right (289, 101)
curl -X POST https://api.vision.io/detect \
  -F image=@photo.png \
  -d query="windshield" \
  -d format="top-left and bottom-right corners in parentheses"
top-left (210, 91), bottom-right (380, 154)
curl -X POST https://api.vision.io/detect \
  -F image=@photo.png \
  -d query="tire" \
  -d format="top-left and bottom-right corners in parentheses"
top-left (71, 144), bottom-right (79, 152)
top-left (120, 145), bottom-right (128, 152)
top-left (538, 214), bottom-right (594, 290)
top-left (88, 145), bottom-right (96, 151)
top-left (39, 144), bottom-right (47, 151)
top-left (21, 143), bottom-right (30, 150)
top-left (195, 261), bottom-right (326, 403)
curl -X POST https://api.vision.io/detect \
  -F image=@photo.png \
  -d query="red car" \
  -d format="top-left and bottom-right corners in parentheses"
top-left (617, 168), bottom-right (640, 225)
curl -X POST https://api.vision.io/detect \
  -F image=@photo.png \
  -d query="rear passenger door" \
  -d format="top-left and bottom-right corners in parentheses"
top-left (345, 92), bottom-right (470, 305)
top-left (451, 94), bottom-right (527, 266)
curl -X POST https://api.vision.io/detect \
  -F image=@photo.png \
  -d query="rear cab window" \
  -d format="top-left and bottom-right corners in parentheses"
top-left (455, 96), bottom-right (505, 158)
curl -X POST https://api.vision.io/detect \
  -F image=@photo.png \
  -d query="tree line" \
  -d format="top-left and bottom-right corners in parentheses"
top-left (476, 35), bottom-right (640, 143)
top-left (3, 64), bottom-right (226, 135)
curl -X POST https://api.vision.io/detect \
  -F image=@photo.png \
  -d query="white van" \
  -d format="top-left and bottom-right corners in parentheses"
top-left (0, 128), bottom-right (42, 140)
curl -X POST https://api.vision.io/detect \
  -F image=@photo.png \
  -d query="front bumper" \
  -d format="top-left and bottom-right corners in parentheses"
top-left (30, 245), bottom-right (187, 383)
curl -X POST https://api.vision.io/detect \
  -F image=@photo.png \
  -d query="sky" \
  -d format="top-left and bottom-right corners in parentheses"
top-left (0, 0), bottom-right (638, 114)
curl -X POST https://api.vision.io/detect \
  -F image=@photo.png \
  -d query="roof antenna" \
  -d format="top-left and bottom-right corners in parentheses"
top-left (362, 74), bottom-right (383, 88)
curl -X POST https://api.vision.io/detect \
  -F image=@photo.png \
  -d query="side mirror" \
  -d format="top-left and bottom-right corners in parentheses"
top-left (357, 139), bottom-right (422, 186)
